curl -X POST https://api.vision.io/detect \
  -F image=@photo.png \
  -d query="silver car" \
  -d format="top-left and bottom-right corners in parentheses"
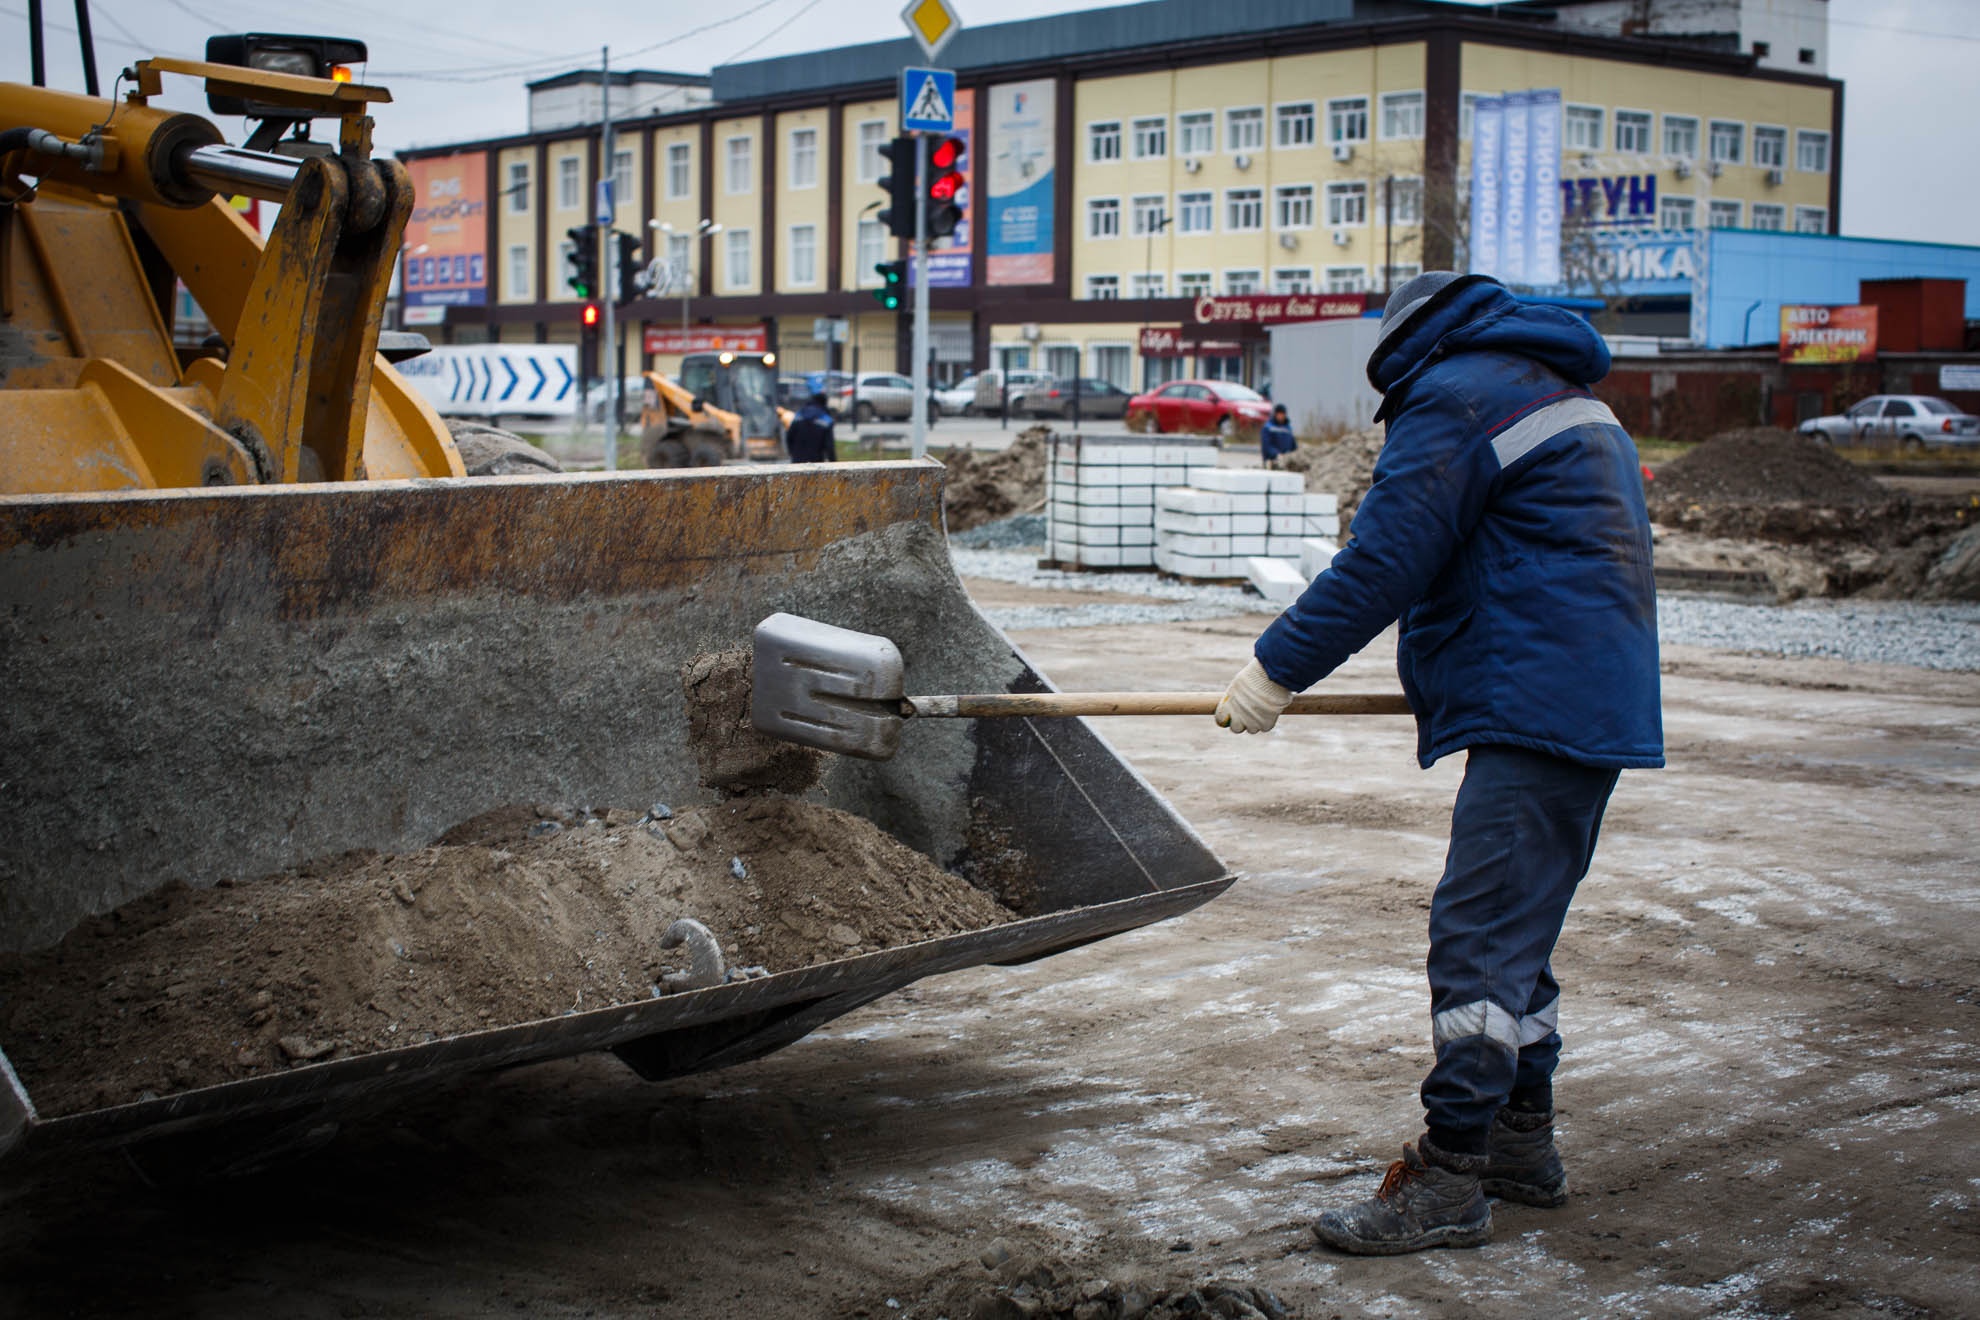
top-left (1799, 395), bottom-right (1980, 449)
top-left (830, 371), bottom-right (938, 424)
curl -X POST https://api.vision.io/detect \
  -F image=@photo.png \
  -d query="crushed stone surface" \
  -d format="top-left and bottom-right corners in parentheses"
top-left (0, 798), bottom-right (1014, 1117)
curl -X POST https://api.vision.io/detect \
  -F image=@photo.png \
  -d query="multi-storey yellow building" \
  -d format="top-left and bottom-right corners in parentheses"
top-left (397, 0), bottom-right (1841, 392)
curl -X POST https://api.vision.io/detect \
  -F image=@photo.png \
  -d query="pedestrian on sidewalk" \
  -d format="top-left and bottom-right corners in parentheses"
top-left (784, 392), bottom-right (837, 463)
top-left (1260, 403), bottom-right (1297, 464)
top-left (1214, 272), bottom-right (1663, 1255)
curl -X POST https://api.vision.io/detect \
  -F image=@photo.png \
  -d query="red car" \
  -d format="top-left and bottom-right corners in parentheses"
top-left (1126, 379), bottom-right (1274, 439)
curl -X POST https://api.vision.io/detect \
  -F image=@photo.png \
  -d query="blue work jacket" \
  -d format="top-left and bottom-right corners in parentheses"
top-left (1254, 278), bottom-right (1663, 769)
top-left (1260, 420), bottom-right (1297, 462)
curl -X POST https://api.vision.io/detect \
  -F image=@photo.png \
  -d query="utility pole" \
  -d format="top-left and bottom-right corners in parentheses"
top-left (599, 45), bottom-right (617, 469)
top-left (909, 134), bottom-right (931, 460)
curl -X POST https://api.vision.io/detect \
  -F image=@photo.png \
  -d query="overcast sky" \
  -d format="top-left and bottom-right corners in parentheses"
top-left (4, 0), bottom-right (1973, 244)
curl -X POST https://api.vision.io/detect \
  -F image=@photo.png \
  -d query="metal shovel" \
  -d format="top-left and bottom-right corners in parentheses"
top-left (751, 612), bottom-right (1413, 761)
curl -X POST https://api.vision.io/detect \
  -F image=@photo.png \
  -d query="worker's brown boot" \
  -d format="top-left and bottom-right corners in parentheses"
top-left (1310, 1138), bottom-right (1491, 1256)
top-left (1480, 1108), bottom-right (1569, 1208)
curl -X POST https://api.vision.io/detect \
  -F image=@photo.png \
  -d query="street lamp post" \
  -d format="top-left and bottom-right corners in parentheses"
top-left (651, 218), bottom-right (723, 367)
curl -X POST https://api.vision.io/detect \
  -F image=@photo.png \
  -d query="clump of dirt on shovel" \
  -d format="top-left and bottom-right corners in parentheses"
top-left (681, 646), bottom-right (826, 795)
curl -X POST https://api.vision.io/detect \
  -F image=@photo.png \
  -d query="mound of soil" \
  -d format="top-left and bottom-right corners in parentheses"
top-left (0, 798), bottom-right (1014, 1116)
top-left (945, 426), bottom-right (1050, 532)
top-left (1269, 425), bottom-right (1385, 532)
top-left (1649, 428), bottom-right (1889, 509)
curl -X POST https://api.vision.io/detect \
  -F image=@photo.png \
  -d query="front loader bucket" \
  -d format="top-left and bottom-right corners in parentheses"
top-left (0, 462), bottom-right (1230, 1169)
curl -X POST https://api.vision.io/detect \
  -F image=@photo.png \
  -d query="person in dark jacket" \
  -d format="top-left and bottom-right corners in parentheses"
top-left (1215, 272), bottom-right (1662, 1255)
top-left (784, 393), bottom-right (836, 463)
top-left (1259, 404), bottom-right (1297, 463)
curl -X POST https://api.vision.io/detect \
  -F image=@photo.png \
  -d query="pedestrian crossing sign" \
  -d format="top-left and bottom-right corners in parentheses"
top-left (901, 66), bottom-right (956, 134)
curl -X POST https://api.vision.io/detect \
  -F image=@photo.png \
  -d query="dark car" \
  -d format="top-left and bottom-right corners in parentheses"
top-left (1014, 377), bottom-right (1133, 420)
top-left (1125, 379), bottom-right (1273, 439)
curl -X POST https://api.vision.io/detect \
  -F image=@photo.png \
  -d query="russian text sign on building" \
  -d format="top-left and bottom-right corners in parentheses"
top-left (1780, 305), bottom-right (1878, 364)
top-left (643, 325), bottom-right (769, 355)
top-left (901, 67), bottom-right (956, 134)
top-left (1468, 90), bottom-right (1563, 287)
top-left (900, 0), bottom-right (960, 61)
top-left (1191, 293), bottom-right (1367, 326)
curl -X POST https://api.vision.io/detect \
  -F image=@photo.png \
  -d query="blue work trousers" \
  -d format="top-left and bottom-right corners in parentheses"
top-left (1421, 744), bottom-right (1619, 1151)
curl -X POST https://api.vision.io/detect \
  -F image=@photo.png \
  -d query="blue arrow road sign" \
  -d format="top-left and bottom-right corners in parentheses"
top-left (901, 67), bottom-right (955, 134)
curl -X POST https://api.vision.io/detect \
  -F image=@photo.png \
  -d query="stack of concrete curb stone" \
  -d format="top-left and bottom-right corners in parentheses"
top-left (1044, 435), bottom-right (1218, 568)
top-left (1154, 469), bottom-right (1341, 595)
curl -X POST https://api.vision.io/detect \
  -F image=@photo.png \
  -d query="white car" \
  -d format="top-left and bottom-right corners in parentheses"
top-left (1799, 395), bottom-right (1980, 450)
top-left (934, 374), bottom-right (981, 416)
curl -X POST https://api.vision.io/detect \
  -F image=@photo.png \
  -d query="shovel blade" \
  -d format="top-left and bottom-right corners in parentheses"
top-left (751, 612), bottom-right (908, 760)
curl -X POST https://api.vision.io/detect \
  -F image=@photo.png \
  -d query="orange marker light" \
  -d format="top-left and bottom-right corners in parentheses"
top-left (330, 65), bottom-right (354, 83)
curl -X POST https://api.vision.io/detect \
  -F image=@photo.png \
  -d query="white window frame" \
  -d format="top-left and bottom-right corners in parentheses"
top-left (1709, 119), bottom-right (1744, 166)
top-left (1379, 90), bottom-right (1424, 141)
top-left (1176, 270), bottom-right (1214, 298)
top-left (507, 243), bottom-right (530, 299)
top-left (1085, 274), bottom-right (1120, 300)
top-left (1381, 262), bottom-right (1422, 289)
top-left (1662, 114), bottom-right (1699, 159)
top-left (1131, 194), bottom-right (1168, 237)
top-left (506, 161), bottom-right (529, 214)
top-left (1383, 175), bottom-right (1423, 226)
top-left (1177, 190), bottom-right (1213, 234)
top-left (1794, 205), bottom-right (1829, 234)
top-left (854, 217), bottom-right (885, 284)
top-left (1132, 116), bottom-right (1168, 159)
top-left (787, 223), bottom-right (818, 287)
top-left (1224, 187), bottom-right (1263, 232)
top-left (857, 120), bottom-right (887, 182)
top-left (1271, 266), bottom-right (1314, 295)
top-left (1275, 101), bottom-right (1315, 149)
top-left (1659, 195), bottom-right (1696, 229)
top-left (1325, 180), bottom-right (1368, 228)
top-left (1324, 265), bottom-right (1367, 294)
top-left (1708, 199), bottom-right (1743, 229)
top-left (1225, 106), bottom-right (1265, 154)
top-left (1087, 196), bottom-right (1122, 239)
top-left (665, 142), bottom-right (691, 200)
top-left (1088, 120), bottom-right (1123, 163)
top-left (1273, 184), bottom-right (1314, 231)
top-left (1565, 104), bottom-right (1604, 152)
top-left (1460, 91), bottom-right (1483, 141)
top-left (1796, 129), bottom-right (1831, 173)
top-left (1090, 342), bottom-right (1134, 390)
top-left (556, 156), bottom-right (580, 210)
top-left (1614, 108), bottom-right (1652, 155)
top-left (1752, 124), bottom-right (1786, 170)
top-left (1130, 272), bottom-right (1167, 299)
top-left (1326, 96), bottom-right (1368, 145)
top-left (722, 227), bottom-right (752, 289)
top-left (788, 127), bottom-right (818, 189)
top-left (1222, 268), bottom-right (1262, 295)
top-left (1750, 202), bottom-right (1786, 231)
top-left (1178, 110), bottom-right (1216, 156)
top-left (724, 135), bottom-right (753, 195)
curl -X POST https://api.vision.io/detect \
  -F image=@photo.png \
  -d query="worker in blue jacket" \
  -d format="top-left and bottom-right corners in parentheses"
top-left (783, 392), bottom-right (836, 463)
top-left (1260, 403), bottom-right (1297, 463)
top-left (1215, 272), bottom-right (1663, 1255)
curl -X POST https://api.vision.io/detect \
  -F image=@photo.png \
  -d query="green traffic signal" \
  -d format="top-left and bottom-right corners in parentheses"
top-left (564, 224), bottom-right (597, 299)
top-left (872, 259), bottom-right (905, 310)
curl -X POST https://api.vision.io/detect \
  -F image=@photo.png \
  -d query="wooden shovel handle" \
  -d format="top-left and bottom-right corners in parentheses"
top-left (905, 692), bottom-right (1414, 718)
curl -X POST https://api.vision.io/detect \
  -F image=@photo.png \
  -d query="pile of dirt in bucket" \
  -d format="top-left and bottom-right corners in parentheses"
top-left (1269, 425), bottom-right (1385, 532)
top-left (944, 426), bottom-right (1050, 532)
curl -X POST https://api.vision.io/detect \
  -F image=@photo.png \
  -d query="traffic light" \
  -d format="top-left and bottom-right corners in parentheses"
top-left (580, 302), bottom-right (601, 329)
top-left (612, 230), bottom-right (644, 304)
top-left (924, 134), bottom-right (966, 239)
top-left (564, 224), bottom-right (597, 299)
top-left (871, 260), bottom-right (905, 310)
top-left (876, 135), bottom-right (917, 239)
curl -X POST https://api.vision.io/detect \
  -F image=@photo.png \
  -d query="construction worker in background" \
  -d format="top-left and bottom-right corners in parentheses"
top-left (784, 392), bottom-right (837, 463)
top-left (1215, 271), bottom-right (1664, 1255)
top-left (1260, 403), bottom-right (1297, 464)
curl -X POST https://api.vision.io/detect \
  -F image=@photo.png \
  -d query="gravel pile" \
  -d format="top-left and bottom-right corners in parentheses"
top-left (950, 512), bottom-right (1046, 549)
top-left (1657, 596), bottom-right (1980, 672)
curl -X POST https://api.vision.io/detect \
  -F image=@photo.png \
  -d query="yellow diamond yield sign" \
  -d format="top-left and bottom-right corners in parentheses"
top-left (901, 0), bottom-right (961, 61)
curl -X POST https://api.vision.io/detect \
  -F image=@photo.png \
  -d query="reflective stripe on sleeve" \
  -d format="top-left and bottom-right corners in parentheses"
top-left (1490, 395), bottom-right (1621, 469)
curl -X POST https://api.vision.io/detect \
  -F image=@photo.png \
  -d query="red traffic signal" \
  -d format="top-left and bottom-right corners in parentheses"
top-left (929, 135), bottom-right (963, 171)
top-left (581, 302), bottom-right (601, 328)
top-left (924, 135), bottom-right (966, 239)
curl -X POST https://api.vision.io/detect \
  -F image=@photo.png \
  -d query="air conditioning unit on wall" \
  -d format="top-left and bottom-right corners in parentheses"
top-left (1233, 153), bottom-right (1252, 171)
top-left (1673, 158), bottom-right (1692, 179)
top-left (1277, 232), bottom-right (1299, 251)
top-left (1332, 228), bottom-right (1350, 247)
top-left (1331, 143), bottom-right (1354, 163)
top-left (1182, 157), bottom-right (1201, 174)
top-left (1766, 167), bottom-right (1785, 186)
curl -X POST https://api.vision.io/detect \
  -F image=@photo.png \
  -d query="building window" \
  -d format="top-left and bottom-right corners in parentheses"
top-left (1273, 184), bottom-right (1313, 230)
top-left (1796, 129), bottom-right (1831, 173)
top-left (1326, 180), bottom-right (1367, 227)
top-left (1176, 270), bottom-right (1213, 298)
top-left (1799, 47), bottom-right (1817, 65)
top-left (855, 218), bottom-right (884, 283)
top-left (1130, 272), bottom-right (1166, 299)
top-left (1327, 97), bottom-right (1368, 144)
top-left (666, 142), bottom-right (691, 199)
top-left (788, 224), bottom-right (817, 285)
top-left (1460, 91), bottom-right (1483, 141)
top-left (1132, 116), bottom-right (1167, 159)
top-left (1271, 267), bottom-right (1313, 294)
top-left (1380, 91), bottom-right (1424, 140)
top-left (1752, 40), bottom-right (1771, 58)
top-left (1088, 197), bottom-right (1121, 239)
top-left (725, 136), bottom-right (752, 194)
top-left (1709, 120), bottom-right (1743, 165)
top-left (1659, 195), bottom-right (1696, 229)
top-left (723, 228), bottom-right (751, 288)
top-left (1383, 176), bottom-right (1423, 225)
top-left (1708, 200), bottom-right (1742, 229)
top-left (666, 233), bottom-right (690, 277)
top-left (858, 121), bottom-right (887, 181)
top-left (1795, 205), bottom-right (1828, 234)
top-left (1225, 188), bottom-right (1263, 231)
top-left (1565, 105), bottom-right (1604, 152)
top-left (1089, 121), bottom-right (1122, 162)
top-left (789, 128), bottom-right (818, 189)
top-left (1275, 102), bottom-right (1315, 148)
top-left (1093, 344), bottom-right (1132, 389)
top-left (507, 243), bottom-right (530, 299)
top-left (1753, 125), bottom-right (1786, 170)
top-left (1131, 194), bottom-right (1168, 236)
top-left (1177, 190), bottom-right (1213, 233)
top-left (1143, 355), bottom-right (1185, 390)
top-left (505, 161), bottom-right (529, 213)
top-left (1324, 265), bottom-right (1366, 294)
top-left (1222, 269), bottom-right (1261, 295)
top-left (1225, 107), bottom-right (1265, 153)
top-left (611, 150), bottom-right (633, 205)
top-left (1381, 263), bottom-right (1422, 289)
top-left (1178, 111), bottom-right (1215, 156)
top-left (557, 156), bottom-right (580, 210)
top-left (1750, 203), bottom-right (1786, 231)
top-left (1085, 274), bottom-right (1120, 300)
top-left (1663, 114), bottom-right (1698, 159)
top-left (1615, 110), bottom-right (1652, 154)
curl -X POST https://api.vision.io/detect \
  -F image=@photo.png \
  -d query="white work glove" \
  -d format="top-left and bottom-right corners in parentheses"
top-left (1215, 658), bottom-right (1294, 734)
